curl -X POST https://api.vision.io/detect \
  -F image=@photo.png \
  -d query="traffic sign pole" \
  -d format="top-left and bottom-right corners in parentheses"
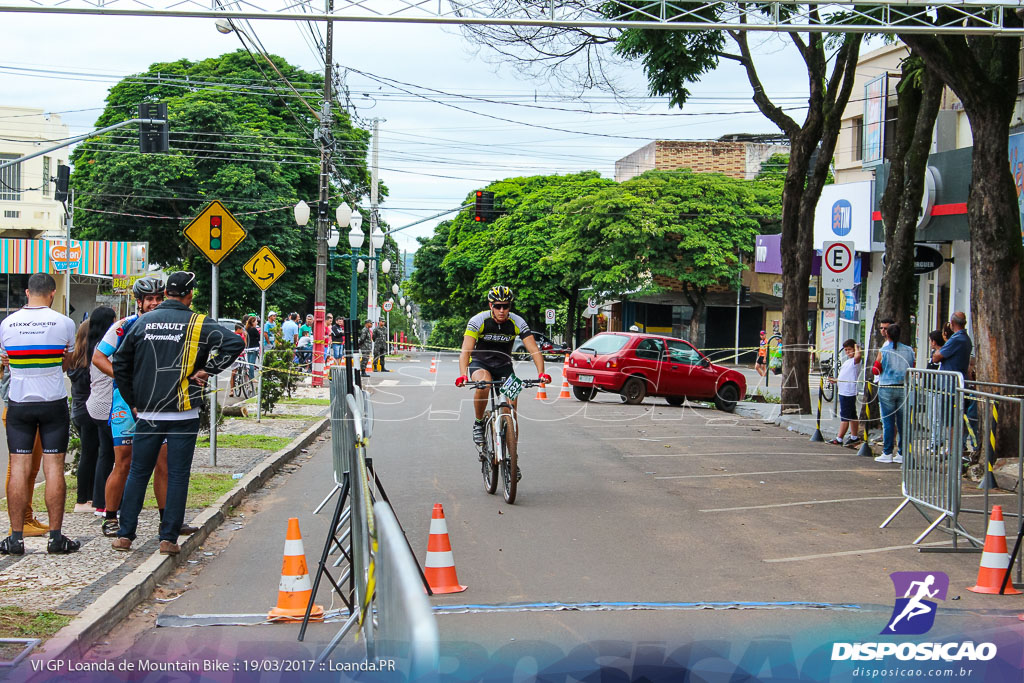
top-left (210, 263), bottom-right (218, 467)
top-left (257, 288), bottom-right (266, 423)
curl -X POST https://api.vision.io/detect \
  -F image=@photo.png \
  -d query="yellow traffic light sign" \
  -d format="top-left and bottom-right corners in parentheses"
top-left (183, 200), bottom-right (246, 265)
top-left (243, 246), bottom-right (287, 291)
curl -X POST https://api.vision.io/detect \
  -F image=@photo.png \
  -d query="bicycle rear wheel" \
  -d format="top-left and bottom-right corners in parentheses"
top-left (481, 415), bottom-right (498, 495)
top-left (820, 376), bottom-right (835, 403)
top-left (499, 413), bottom-right (518, 504)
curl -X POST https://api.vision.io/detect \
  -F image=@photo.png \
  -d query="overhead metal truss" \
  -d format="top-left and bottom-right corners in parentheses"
top-left (0, 0), bottom-right (1022, 35)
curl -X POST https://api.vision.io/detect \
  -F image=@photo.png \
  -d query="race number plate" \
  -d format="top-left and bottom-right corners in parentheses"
top-left (500, 374), bottom-right (524, 401)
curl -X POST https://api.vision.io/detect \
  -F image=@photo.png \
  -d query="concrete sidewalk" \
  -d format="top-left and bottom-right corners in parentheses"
top-left (0, 384), bottom-right (334, 669)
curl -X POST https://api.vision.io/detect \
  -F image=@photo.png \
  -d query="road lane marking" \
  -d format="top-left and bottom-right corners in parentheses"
top-left (603, 435), bottom-right (806, 441)
top-left (624, 451), bottom-right (827, 459)
top-left (764, 541), bottom-right (954, 563)
top-left (377, 379), bottom-right (435, 387)
top-left (701, 491), bottom-right (1015, 513)
top-left (655, 468), bottom-right (901, 480)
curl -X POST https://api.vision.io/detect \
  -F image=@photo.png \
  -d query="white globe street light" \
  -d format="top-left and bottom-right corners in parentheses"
top-left (370, 226), bottom-right (385, 250)
top-left (327, 229), bottom-right (339, 249)
top-left (336, 202), bottom-right (352, 228)
top-left (348, 225), bottom-right (364, 249)
top-left (381, 258), bottom-right (391, 274)
top-left (294, 200), bottom-right (310, 227)
top-left (391, 283), bottom-right (400, 295)
top-left (357, 259), bottom-right (365, 274)
top-left (351, 210), bottom-right (363, 232)
top-left (400, 297), bottom-right (406, 306)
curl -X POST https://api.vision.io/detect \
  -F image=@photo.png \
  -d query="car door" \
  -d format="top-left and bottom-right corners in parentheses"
top-left (665, 339), bottom-right (716, 398)
top-left (627, 337), bottom-right (667, 392)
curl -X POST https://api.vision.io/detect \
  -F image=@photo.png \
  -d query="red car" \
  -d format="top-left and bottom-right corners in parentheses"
top-left (563, 332), bottom-right (747, 412)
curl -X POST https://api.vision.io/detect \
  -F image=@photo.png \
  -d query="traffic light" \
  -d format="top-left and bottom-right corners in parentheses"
top-left (54, 164), bottom-right (70, 202)
top-left (210, 215), bottom-right (223, 250)
top-left (474, 190), bottom-right (495, 222)
top-left (138, 102), bottom-right (169, 154)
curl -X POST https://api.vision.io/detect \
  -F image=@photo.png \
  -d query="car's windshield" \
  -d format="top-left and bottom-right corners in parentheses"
top-left (578, 334), bottom-right (629, 355)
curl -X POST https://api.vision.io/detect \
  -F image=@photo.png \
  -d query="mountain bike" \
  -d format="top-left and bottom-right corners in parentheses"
top-left (467, 377), bottom-right (542, 504)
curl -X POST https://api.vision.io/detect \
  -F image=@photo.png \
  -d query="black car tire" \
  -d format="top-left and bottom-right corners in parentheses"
top-left (665, 396), bottom-right (685, 407)
top-left (620, 377), bottom-right (646, 405)
top-left (714, 383), bottom-right (740, 413)
top-left (573, 385), bottom-right (597, 402)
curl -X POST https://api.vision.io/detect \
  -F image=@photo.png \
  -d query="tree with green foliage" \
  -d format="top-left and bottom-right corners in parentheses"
top-left (70, 50), bottom-right (376, 318)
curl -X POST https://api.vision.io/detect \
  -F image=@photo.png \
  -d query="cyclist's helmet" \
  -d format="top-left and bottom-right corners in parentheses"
top-left (487, 285), bottom-right (514, 304)
top-left (132, 276), bottom-right (165, 300)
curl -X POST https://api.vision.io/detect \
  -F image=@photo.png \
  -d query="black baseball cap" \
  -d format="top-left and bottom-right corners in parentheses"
top-left (166, 271), bottom-right (196, 296)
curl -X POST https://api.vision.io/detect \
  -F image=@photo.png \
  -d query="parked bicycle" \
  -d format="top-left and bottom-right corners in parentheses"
top-left (818, 356), bottom-right (837, 403)
top-left (465, 377), bottom-right (543, 504)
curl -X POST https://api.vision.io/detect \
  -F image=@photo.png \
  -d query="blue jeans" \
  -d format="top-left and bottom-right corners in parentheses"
top-left (246, 350), bottom-right (258, 380)
top-left (117, 418), bottom-right (199, 543)
top-left (878, 386), bottom-right (906, 456)
top-left (332, 343), bottom-right (345, 359)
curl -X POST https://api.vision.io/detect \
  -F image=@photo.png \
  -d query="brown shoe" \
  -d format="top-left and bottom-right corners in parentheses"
top-left (159, 541), bottom-right (180, 555)
top-left (111, 537), bottom-right (132, 552)
top-left (178, 524), bottom-right (200, 536)
top-left (22, 517), bottom-right (49, 537)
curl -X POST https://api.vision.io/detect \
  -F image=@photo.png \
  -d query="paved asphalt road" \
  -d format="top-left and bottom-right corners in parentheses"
top-left (74, 353), bottom-right (1021, 679)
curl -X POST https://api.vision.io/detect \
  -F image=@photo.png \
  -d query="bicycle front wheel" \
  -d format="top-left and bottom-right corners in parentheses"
top-left (499, 413), bottom-right (518, 504)
top-left (482, 416), bottom-right (498, 495)
top-left (821, 377), bottom-right (835, 403)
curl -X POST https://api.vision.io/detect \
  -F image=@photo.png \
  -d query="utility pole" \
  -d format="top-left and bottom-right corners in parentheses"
top-left (311, 0), bottom-right (333, 388)
top-left (367, 118), bottom-right (381, 324)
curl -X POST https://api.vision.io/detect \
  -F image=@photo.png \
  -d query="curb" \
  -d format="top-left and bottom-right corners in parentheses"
top-left (14, 415), bottom-right (331, 678)
top-left (735, 402), bottom-right (822, 438)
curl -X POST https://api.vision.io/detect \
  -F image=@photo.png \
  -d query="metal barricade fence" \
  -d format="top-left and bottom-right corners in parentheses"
top-left (373, 501), bottom-right (440, 679)
top-left (881, 369), bottom-right (978, 549)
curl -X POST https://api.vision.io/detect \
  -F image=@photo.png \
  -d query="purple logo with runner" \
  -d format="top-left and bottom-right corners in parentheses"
top-left (882, 571), bottom-right (948, 635)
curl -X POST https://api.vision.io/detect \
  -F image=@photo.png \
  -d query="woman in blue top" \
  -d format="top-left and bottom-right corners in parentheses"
top-left (873, 323), bottom-right (917, 463)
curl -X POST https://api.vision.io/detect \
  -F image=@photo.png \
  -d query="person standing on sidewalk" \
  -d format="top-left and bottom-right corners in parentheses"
top-left (829, 339), bottom-right (862, 446)
top-left (373, 319), bottom-right (389, 372)
top-left (359, 320), bottom-right (374, 376)
top-left (0, 356), bottom-right (48, 537)
top-left (0, 273), bottom-right (79, 555)
top-left (330, 316), bottom-right (346, 361)
top-left (872, 323), bottom-right (916, 464)
top-left (110, 272), bottom-right (244, 555)
top-left (67, 321), bottom-right (98, 513)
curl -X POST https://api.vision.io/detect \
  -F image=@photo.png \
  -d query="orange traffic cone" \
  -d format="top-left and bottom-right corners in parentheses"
top-left (429, 358), bottom-right (437, 373)
top-left (558, 378), bottom-right (571, 399)
top-left (365, 357), bottom-right (373, 373)
top-left (968, 505), bottom-right (1022, 595)
top-left (535, 382), bottom-right (548, 400)
top-left (269, 518), bottom-right (324, 621)
top-left (424, 504), bottom-right (466, 594)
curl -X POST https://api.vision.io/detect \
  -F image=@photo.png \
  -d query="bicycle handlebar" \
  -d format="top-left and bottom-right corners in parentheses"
top-left (465, 379), bottom-right (545, 390)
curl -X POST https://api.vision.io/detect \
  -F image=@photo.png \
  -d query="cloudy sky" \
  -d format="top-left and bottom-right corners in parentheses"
top-left (1, 9), bottom-right (829, 253)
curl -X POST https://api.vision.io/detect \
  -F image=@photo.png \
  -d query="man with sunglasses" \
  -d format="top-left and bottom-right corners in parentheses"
top-left (455, 286), bottom-right (551, 450)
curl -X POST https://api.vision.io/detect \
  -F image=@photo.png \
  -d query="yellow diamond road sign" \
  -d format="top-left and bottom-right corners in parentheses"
top-left (183, 200), bottom-right (246, 266)
top-left (243, 246), bottom-right (286, 291)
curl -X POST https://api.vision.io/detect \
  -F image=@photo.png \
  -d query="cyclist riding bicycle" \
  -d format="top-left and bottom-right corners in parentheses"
top-left (455, 286), bottom-right (551, 448)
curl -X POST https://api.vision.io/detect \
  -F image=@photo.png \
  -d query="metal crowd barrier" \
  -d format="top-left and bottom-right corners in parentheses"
top-left (880, 369), bottom-right (978, 549)
top-left (374, 501), bottom-right (440, 679)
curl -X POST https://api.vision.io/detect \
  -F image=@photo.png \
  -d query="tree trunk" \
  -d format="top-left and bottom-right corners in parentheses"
top-left (682, 283), bottom-right (706, 344)
top-left (901, 26), bottom-right (1024, 456)
top-left (779, 134), bottom-right (816, 414)
top-left (871, 60), bottom-right (944, 348)
top-left (967, 108), bottom-right (1024, 457)
top-left (566, 287), bottom-right (580, 349)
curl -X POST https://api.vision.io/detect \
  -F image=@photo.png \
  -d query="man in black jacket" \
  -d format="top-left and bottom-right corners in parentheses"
top-left (110, 271), bottom-right (244, 555)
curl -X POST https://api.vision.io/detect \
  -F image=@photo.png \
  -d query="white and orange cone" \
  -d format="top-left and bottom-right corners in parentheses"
top-left (558, 378), bottom-right (572, 399)
top-left (269, 518), bottom-right (324, 621)
top-left (968, 505), bottom-right (1022, 595)
top-left (424, 504), bottom-right (466, 594)
top-left (429, 357), bottom-right (437, 374)
top-left (365, 357), bottom-right (373, 373)
top-left (534, 382), bottom-right (548, 400)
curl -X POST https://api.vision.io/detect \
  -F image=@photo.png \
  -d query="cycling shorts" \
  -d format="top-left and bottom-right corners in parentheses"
top-left (109, 389), bottom-right (135, 447)
top-left (6, 398), bottom-right (70, 455)
top-left (468, 359), bottom-right (514, 384)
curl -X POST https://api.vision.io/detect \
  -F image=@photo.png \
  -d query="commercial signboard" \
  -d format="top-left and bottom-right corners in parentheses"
top-left (814, 181), bottom-right (875, 252)
top-left (863, 74), bottom-right (887, 167)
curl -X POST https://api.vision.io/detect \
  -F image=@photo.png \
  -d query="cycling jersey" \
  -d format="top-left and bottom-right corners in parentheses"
top-left (464, 310), bottom-right (533, 366)
top-left (0, 305), bottom-right (76, 403)
top-left (87, 315), bottom-right (138, 422)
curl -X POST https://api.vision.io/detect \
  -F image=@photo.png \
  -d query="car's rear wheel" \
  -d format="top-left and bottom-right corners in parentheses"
top-left (573, 386), bottom-right (597, 402)
top-left (665, 396), bottom-right (685, 407)
top-left (714, 383), bottom-right (740, 413)
top-left (620, 377), bottom-right (646, 405)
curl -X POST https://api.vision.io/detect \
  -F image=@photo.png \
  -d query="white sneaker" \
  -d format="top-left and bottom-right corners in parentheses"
top-left (893, 452), bottom-right (903, 464)
top-left (875, 452), bottom-right (894, 463)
